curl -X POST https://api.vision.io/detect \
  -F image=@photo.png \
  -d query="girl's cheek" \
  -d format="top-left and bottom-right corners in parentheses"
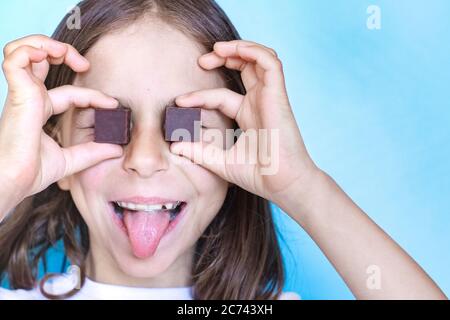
top-left (182, 161), bottom-right (228, 207)
top-left (169, 150), bottom-right (228, 200)
top-left (74, 161), bottom-right (111, 192)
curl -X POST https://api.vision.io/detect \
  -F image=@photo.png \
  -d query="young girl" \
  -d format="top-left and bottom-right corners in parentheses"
top-left (0, 0), bottom-right (446, 300)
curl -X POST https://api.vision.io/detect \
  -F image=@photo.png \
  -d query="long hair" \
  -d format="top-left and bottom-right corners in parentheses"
top-left (0, 0), bottom-right (284, 299)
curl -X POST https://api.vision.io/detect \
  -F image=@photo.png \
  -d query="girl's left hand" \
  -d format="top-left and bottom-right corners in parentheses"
top-left (173, 41), bottom-right (449, 301)
top-left (171, 40), bottom-right (318, 208)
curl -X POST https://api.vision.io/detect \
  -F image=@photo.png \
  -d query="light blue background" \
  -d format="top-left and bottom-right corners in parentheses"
top-left (1, 1), bottom-right (449, 299)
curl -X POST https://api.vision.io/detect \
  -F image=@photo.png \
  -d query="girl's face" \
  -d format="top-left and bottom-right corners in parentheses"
top-left (57, 20), bottom-right (232, 287)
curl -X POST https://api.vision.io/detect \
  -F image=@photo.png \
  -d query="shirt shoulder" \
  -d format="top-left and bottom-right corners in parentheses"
top-left (278, 291), bottom-right (301, 300)
top-left (0, 287), bottom-right (43, 300)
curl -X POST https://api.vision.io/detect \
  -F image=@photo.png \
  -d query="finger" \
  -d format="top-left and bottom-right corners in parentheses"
top-left (201, 126), bottom-right (235, 150)
top-left (3, 34), bottom-right (89, 73)
top-left (201, 109), bottom-right (233, 129)
top-left (214, 40), bottom-right (278, 57)
top-left (199, 112), bottom-right (235, 151)
top-left (213, 43), bottom-right (285, 89)
top-left (2, 45), bottom-right (48, 88)
top-left (199, 53), bottom-right (258, 88)
top-left (31, 60), bottom-right (50, 81)
top-left (3, 35), bottom-right (65, 57)
top-left (61, 142), bottom-right (123, 177)
top-left (46, 43), bottom-right (90, 72)
top-left (200, 52), bottom-right (239, 70)
top-left (170, 141), bottom-right (229, 181)
top-left (48, 85), bottom-right (119, 119)
top-left (176, 88), bottom-right (243, 120)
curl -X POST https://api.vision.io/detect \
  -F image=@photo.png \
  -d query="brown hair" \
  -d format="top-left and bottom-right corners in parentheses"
top-left (0, 0), bottom-right (284, 299)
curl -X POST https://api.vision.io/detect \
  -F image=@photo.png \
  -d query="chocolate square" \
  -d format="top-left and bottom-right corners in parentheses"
top-left (94, 107), bottom-right (131, 145)
top-left (164, 106), bottom-right (201, 142)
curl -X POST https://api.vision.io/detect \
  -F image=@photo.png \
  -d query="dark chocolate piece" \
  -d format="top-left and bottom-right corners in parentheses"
top-left (94, 107), bottom-right (131, 145)
top-left (164, 106), bottom-right (201, 142)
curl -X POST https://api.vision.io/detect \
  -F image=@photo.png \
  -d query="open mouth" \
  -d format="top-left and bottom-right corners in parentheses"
top-left (112, 200), bottom-right (185, 222)
top-left (108, 200), bottom-right (187, 259)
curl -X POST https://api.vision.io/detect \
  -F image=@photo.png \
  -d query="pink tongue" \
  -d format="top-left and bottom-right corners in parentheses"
top-left (123, 210), bottom-right (170, 259)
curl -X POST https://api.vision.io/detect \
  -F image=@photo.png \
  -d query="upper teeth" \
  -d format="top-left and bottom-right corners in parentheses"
top-left (116, 201), bottom-right (180, 212)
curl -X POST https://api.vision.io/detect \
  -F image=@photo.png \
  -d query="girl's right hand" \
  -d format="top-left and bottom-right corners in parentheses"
top-left (0, 35), bottom-right (123, 206)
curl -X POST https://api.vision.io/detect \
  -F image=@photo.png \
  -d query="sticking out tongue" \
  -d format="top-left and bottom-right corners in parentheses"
top-left (123, 210), bottom-right (170, 259)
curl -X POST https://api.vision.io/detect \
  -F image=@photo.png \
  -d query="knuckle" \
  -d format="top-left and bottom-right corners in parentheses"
top-left (11, 45), bottom-right (31, 58)
top-left (17, 45), bottom-right (30, 54)
top-left (273, 57), bottom-right (283, 69)
top-left (267, 47), bottom-right (278, 57)
top-left (29, 34), bottom-right (48, 43)
top-left (238, 61), bottom-right (247, 72)
top-left (2, 59), bottom-right (9, 72)
top-left (3, 41), bottom-right (15, 57)
top-left (2, 59), bottom-right (14, 74)
top-left (65, 43), bottom-right (76, 52)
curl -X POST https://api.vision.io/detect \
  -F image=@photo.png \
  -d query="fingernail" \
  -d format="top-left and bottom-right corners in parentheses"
top-left (81, 56), bottom-right (90, 65)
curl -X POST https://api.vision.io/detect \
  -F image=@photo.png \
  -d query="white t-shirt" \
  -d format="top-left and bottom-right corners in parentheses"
top-left (0, 275), bottom-right (300, 300)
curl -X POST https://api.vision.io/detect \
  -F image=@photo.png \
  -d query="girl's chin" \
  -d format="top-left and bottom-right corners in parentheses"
top-left (113, 254), bottom-right (174, 279)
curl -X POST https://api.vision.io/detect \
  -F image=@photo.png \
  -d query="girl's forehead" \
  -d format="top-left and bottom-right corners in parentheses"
top-left (74, 21), bottom-right (223, 104)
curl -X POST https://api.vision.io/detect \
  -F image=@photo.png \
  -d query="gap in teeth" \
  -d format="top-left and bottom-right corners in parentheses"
top-left (116, 201), bottom-right (181, 212)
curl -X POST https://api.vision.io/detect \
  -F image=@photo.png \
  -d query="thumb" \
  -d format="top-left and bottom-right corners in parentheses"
top-left (170, 141), bottom-right (230, 182)
top-left (61, 142), bottom-right (123, 177)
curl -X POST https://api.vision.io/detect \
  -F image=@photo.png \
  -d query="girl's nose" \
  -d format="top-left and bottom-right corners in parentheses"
top-left (122, 126), bottom-right (169, 178)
